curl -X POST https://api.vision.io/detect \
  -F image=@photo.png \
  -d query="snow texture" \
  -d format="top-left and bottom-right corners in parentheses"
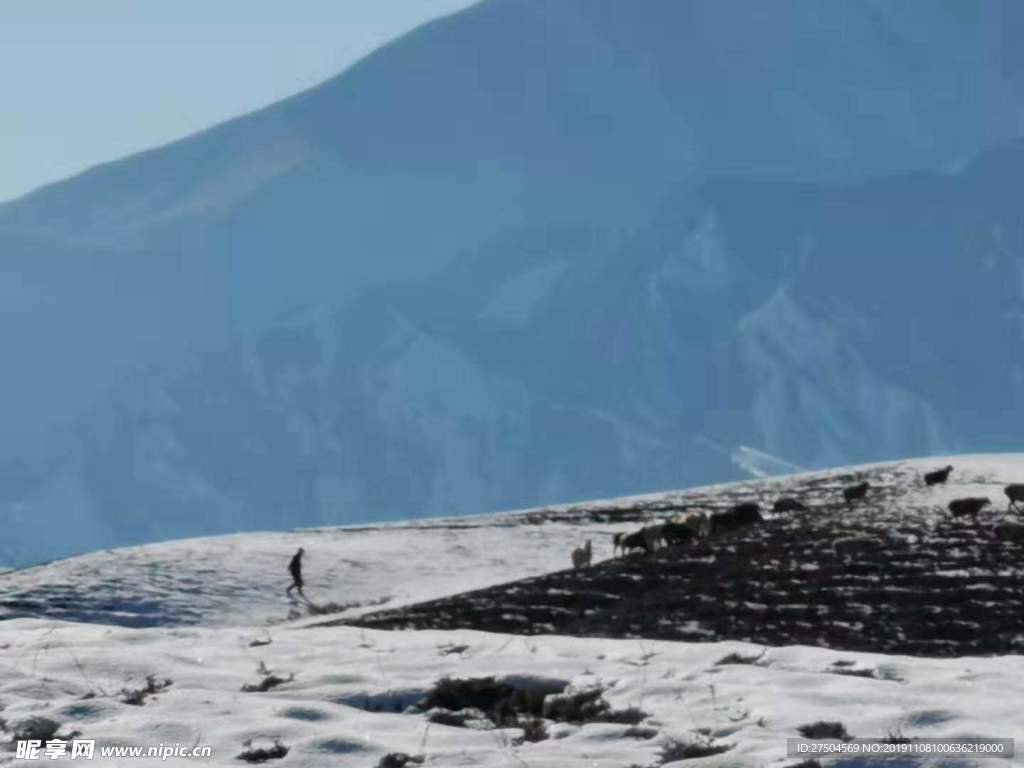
top-left (2, 454), bottom-right (1024, 766)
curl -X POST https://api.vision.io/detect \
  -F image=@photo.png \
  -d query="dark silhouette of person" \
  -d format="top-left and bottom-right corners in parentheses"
top-left (286, 547), bottom-right (305, 598)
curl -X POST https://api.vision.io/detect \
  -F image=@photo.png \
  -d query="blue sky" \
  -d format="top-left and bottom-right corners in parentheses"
top-left (0, 0), bottom-right (478, 203)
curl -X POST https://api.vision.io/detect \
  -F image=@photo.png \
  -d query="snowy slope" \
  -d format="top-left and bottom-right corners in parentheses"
top-left (4, 454), bottom-right (1022, 629)
top-left (2, 455), bottom-right (1024, 766)
top-left (2, 620), bottom-right (1022, 767)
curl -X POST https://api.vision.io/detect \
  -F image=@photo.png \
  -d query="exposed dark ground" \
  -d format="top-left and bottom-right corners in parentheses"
top-left (336, 464), bottom-right (1024, 657)
top-left (5, 459), bottom-right (1023, 657)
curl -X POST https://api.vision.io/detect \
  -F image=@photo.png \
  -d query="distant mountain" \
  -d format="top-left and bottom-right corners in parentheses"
top-left (2, 1), bottom-right (1023, 566)
top-left (6, 139), bottom-right (1024, 567)
top-left (1, 0), bottom-right (1020, 441)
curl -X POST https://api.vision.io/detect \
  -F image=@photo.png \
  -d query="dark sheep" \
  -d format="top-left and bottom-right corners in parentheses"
top-left (772, 497), bottom-right (807, 513)
top-left (1005, 484), bottom-right (1024, 511)
top-left (615, 530), bottom-right (650, 555)
top-left (842, 481), bottom-right (870, 504)
top-left (661, 521), bottom-right (699, 547)
top-left (642, 524), bottom-right (665, 552)
top-left (923, 465), bottom-right (953, 486)
top-left (708, 502), bottom-right (762, 537)
top-left (948, 497), bottom-right (991, 518)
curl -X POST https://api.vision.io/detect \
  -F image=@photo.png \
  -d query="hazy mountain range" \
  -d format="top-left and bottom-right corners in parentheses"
top-left (2, 0), bottom-right (1023, 566)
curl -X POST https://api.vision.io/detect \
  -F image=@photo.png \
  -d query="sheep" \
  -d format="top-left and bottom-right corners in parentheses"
top-left (842, 481), bottom-right (870, 504)
top-left (693, 511), bottom-right (710, 532)
top-left (995, 522), bottom-right (1024, 543)
top-left (1005, 484), bottom-right (1024, 512)
top-left (571, 540), bottom-right (592, 569)
top-left (948, 497), bottom-right (991, 518)
top-left (615, 529), bottom-right (650, 556)
top-left (642, 523), bottom-right (665, 552)
top-left (676, 511), bottom-right (709, 537)
top-left (613, 523), bottom-right (667, 556)
top-left (923, 465), bottom-right (953, 486)
top-left (708, 502), bottom-right (762, 537)
top-left (772, 497), bottom-right (807, 513)
top-left (661, 520), bottom-right (700, 547)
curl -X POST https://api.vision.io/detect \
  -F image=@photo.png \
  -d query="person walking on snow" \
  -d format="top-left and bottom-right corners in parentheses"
top-left (286, 547), bottom-right (305, 598)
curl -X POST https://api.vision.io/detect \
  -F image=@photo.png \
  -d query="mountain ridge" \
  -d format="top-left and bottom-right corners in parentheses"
top-left (2, 1), bottom-right (1023, 565)
top-left (7, 138), bottom-right (1024, 567)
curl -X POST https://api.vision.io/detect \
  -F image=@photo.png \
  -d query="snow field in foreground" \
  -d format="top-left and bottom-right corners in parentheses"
top-left (1, 618), bottom-right (1021, 767)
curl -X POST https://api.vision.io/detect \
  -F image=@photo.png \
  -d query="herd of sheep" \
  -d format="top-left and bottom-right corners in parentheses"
top-left (569, 466), bottom-right (1024, 569)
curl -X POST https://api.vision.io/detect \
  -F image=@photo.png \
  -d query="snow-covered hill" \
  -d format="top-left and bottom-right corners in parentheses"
top-left (2, 455), bottom-right (1023, 766)
top-left (4, 454), bottom-right (1022, 629)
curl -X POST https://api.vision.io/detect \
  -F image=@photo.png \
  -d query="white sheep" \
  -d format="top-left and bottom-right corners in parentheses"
top-left (571, 540), bottom-right (592, 569)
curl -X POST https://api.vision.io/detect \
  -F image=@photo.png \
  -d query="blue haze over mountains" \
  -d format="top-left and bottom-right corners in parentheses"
top-left (2, 0), bottom-right (1023, 566)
